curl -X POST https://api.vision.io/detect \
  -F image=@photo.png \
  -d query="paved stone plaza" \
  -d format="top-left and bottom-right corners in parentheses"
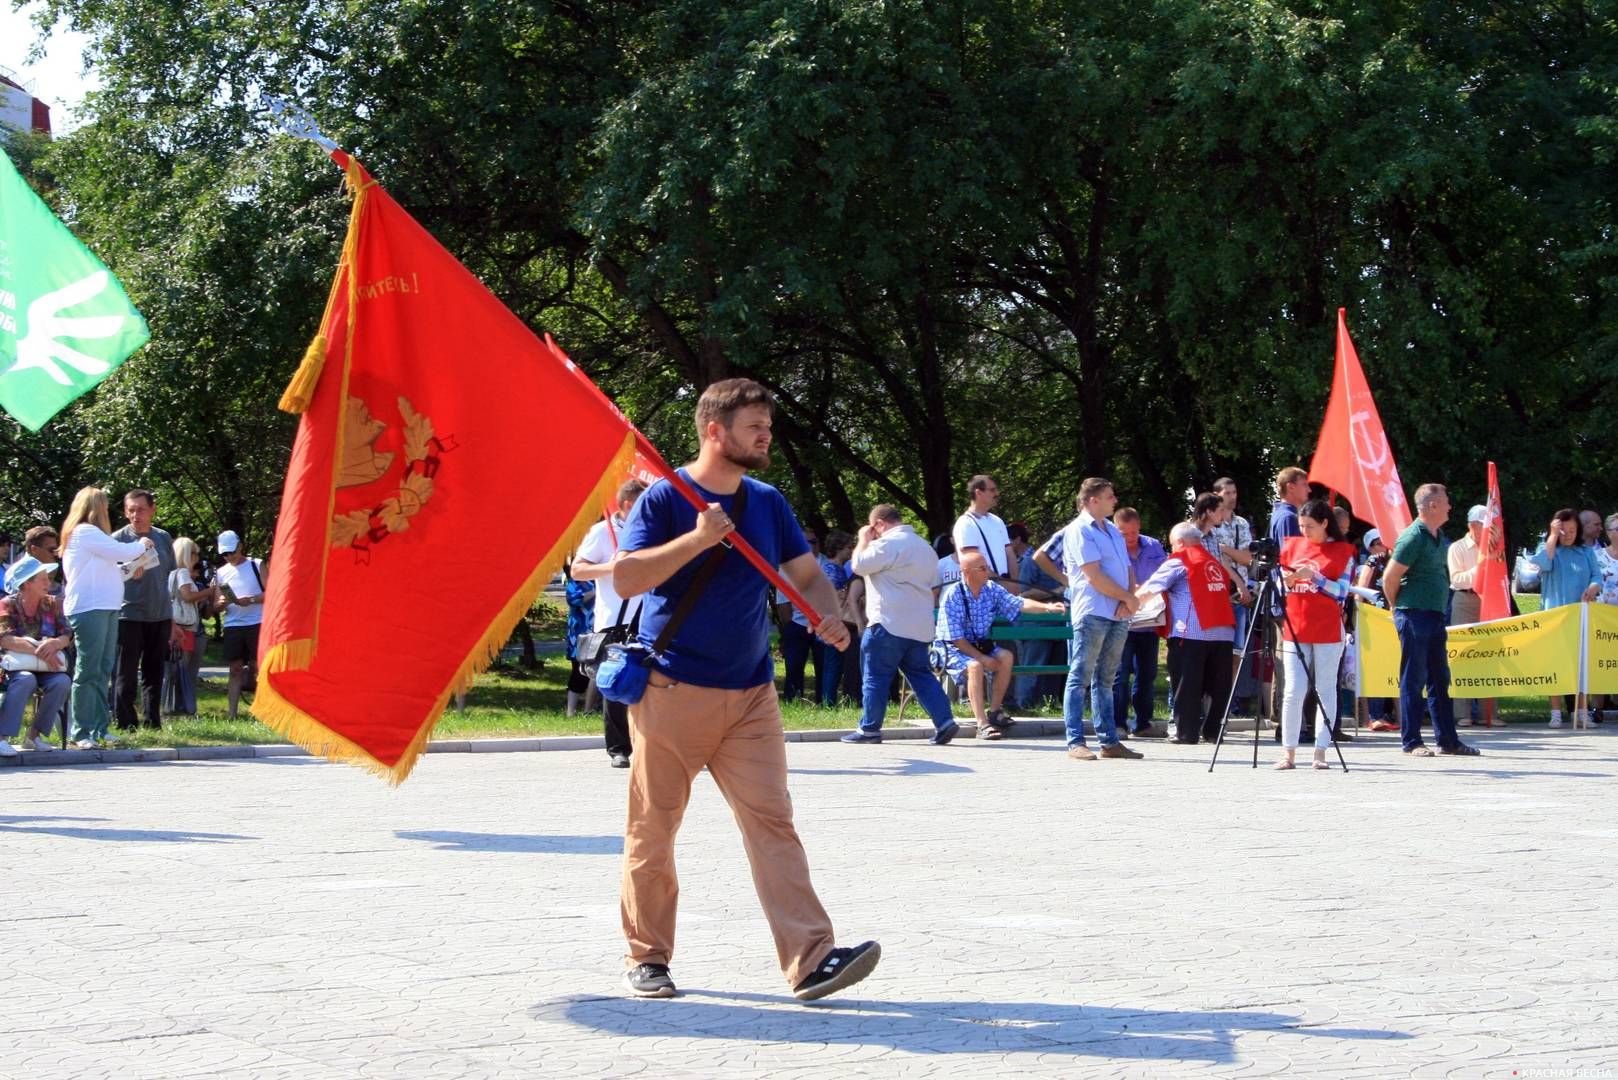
top-left (3, 724), bottom-right (1615, 1079)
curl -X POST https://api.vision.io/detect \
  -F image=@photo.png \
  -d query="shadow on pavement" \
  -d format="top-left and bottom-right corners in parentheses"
top-left (0, 815), bottom-right (254, 843)
top-left (395, 830), bottom-right (623, 854)
top-left (537, 989), bottom-right (1409, 1061)
top-left (789, 757), bottom-right (974, 778)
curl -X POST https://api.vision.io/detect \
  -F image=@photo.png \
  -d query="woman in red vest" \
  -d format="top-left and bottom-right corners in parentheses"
top-left (1276, 500), bottom-right (1358, 770)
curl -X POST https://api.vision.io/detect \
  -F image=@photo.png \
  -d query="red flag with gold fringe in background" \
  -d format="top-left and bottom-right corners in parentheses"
top-left (254, 151), bottom-right (635, 782)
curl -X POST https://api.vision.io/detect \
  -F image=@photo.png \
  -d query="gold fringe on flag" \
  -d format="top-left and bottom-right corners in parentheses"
top-left (252, 430), bottom-right (637, 784)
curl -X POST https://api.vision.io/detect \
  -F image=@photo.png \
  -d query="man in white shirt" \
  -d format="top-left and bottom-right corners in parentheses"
top-left (572, 479), bottom-right (648, 768)
top-left (844, 505), bottom-right (958, 744)
top-left (952, 475), bottom-right (1023, 594)
top-left (214, 530), bottom-right (267, 720)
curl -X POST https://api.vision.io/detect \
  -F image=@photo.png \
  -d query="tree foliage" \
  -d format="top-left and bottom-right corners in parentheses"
top-left (3, 0), bottom-right (1614, 552)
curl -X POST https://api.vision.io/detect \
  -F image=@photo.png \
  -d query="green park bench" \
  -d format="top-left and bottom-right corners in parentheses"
top-left (895, 610), bottom-right (1071, 722)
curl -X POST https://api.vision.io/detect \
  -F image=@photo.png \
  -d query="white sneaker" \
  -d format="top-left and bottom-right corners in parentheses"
top-left (0, 742), bottom-right (19, 757)
top-left (73, 739), bottom-right (97, 750)
top-left (26, 736), bottom-right (56, 751)
top-left (1549, 713), bottom-right (1564, 728)
top-left (100, 733), bottom-right (123, 746)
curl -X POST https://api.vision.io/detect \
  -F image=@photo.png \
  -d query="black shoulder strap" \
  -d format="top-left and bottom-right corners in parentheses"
top-left (972, 518), bottom-right (1001, 575)
top-left (651, 482), bottom-right (748, 654)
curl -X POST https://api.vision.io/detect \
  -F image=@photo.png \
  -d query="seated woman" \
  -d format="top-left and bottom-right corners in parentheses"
top-left (0, 555), bottom-right (74, 754)
top-left (1275, 500), bottom-right (1357, 770)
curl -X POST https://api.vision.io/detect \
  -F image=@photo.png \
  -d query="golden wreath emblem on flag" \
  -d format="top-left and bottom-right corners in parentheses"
top-left (330, 394), bottom-right (457, 560)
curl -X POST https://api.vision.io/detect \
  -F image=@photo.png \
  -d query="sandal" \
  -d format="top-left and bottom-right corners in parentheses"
top-left (1312, 759), bottom-right (1331, 771)
top-left (1273, 759), bottom-right (1295, 770)
top-left (980, 724), bottom-right (1002, 741)
top-left (1404, 746), bottom-right (1435, 757)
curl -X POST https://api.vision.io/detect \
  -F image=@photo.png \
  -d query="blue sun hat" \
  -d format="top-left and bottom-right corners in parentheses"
top-left (5, 555), bottom-right (58, 595)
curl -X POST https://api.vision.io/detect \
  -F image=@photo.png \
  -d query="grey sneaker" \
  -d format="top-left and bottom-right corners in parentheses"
top-left (623, 963), bottom-right (676, 998)
top-left (792, 941), bottom-right (881, 1001)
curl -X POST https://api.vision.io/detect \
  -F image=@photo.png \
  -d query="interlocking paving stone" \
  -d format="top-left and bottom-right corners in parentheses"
top-left (2, 725), bottom-right (1615, 1077)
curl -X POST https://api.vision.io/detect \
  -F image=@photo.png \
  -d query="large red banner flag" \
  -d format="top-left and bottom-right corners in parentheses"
top-left (1308, 308), bottom-right (1412, 543)
top-left (1477, 461), bottom-right (1511, 622)
top-left (254, 151), bottom-right (635, 782)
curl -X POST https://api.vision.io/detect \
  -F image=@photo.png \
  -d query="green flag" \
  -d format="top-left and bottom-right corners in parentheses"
top-left (0, 150), bottom-right (149, 431)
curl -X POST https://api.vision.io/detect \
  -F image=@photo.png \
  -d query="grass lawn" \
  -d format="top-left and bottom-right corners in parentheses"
top-left (18, 592), bottom-right (1565, 748)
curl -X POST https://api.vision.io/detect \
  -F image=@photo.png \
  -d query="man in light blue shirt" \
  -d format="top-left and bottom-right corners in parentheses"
top-left (1061, 478), bottom-right (1145, 761)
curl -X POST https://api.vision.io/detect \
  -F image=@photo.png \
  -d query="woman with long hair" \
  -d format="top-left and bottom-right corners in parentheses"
top-left (60, 487), bottom-right (152, 748)
top-left (1275, 500), bottom-right (1357, 770)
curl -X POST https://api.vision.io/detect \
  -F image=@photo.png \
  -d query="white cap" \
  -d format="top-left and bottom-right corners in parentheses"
top-left (218, 530), bottom-right (241, 554)
top-left (1363, 528), bottom-right (1383, 552)
top-left (1467, 505), bottom-right (1488, 524)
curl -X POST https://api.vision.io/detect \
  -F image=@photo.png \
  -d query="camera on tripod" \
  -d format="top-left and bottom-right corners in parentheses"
top-left (1246, 536), bottom-right (1280, 578)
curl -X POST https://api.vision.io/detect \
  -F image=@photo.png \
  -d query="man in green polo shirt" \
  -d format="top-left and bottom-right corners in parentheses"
top-left (1381, 483), bottom-right (1480, 758)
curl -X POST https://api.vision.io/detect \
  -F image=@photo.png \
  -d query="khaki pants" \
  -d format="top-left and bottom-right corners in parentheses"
top-left (621, 672), bottom-right (835, 987)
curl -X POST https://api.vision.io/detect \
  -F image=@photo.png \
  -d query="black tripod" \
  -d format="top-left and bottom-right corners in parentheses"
top-left (1208, 563), bottom-right (1349, 772)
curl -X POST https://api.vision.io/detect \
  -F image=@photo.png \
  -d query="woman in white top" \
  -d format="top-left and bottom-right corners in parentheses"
top-left (60, 487), bottom-right (152, 748)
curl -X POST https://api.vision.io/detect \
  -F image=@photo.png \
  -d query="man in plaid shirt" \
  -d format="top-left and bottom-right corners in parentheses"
top-left (935, 552), bottom-right (1066, 739)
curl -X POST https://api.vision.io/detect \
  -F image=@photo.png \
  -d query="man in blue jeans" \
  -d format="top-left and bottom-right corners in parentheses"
top-left (1062, 478), bottom-right (1145, 761)
top-left (1381, 482), bottom-right (1480, 758)
top-left (842, 504), bottom-right (959, 744)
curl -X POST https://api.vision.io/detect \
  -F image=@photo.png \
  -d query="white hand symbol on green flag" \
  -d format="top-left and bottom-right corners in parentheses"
top-left (0, 150), bottom-right (149, 431)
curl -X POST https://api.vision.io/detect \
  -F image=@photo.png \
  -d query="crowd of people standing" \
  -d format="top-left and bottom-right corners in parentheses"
top-left (584, 462), bottom-right (1608, 771)
top-left (0, 487), bottom-right (267, 755)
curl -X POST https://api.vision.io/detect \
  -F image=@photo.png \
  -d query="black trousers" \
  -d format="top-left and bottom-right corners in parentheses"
top-left (115, 618), bottom-right (171, 730)
top-left (603, 698), bottom-right (632, 758)
top-left (1166, 637), bottom-right (1232, 744)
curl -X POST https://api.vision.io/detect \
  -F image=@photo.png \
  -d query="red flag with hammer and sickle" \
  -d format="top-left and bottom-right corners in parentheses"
top-left (1308, 308), bottom-right (1413, 544)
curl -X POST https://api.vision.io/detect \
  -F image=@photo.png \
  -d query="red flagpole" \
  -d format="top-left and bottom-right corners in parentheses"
top-left (545, 336), bottom-right (824, 626)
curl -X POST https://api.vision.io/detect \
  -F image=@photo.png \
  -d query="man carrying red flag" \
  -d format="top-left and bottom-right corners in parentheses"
top-left (612, 378), bottom-right (880, 1002)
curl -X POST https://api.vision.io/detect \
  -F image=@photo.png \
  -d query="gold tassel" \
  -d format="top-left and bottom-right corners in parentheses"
top-left (278, 334), bottom-right (328, 413)
top-left (251, 430), bottom-right (640, 785)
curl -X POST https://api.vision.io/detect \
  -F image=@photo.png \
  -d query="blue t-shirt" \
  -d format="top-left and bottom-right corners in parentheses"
top-left (618, 470), bottom-right (810, 689)
top-left (1268, 501), bottom-right (1301, 546)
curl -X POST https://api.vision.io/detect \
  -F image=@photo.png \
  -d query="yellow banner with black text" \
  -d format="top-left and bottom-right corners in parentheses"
top-left (1356, 603), bottom-right (1585, 699)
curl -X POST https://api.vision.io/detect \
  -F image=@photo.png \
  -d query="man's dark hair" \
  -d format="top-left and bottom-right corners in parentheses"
top-left (1213, 477), bottom-right (1237, 492)
top-left (823, 530), bottom-right (855, 558)
top-left (24, 525), bottom-right (59, 548)
top-left (1077, 477), bottom-right (1113, 506)
top-left (967, 475), bottom-right (995, 497)
top-left (1193, 492), bottom-right (1223, 520)
top-left (1113, 507), bottom-right (1140, 525)
top-left (124, 488), bottom-right (155, 507)
top-left (1007, 522), bottom-right (1030, 542)
top-left (870, 504), bottom-right (902, 525)
top-left (694, 378), bottom-right (774, 437)
top-left (616, 479), bottom-right (647, 504)
top-left (932, 533), bottom-right (955, 558)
